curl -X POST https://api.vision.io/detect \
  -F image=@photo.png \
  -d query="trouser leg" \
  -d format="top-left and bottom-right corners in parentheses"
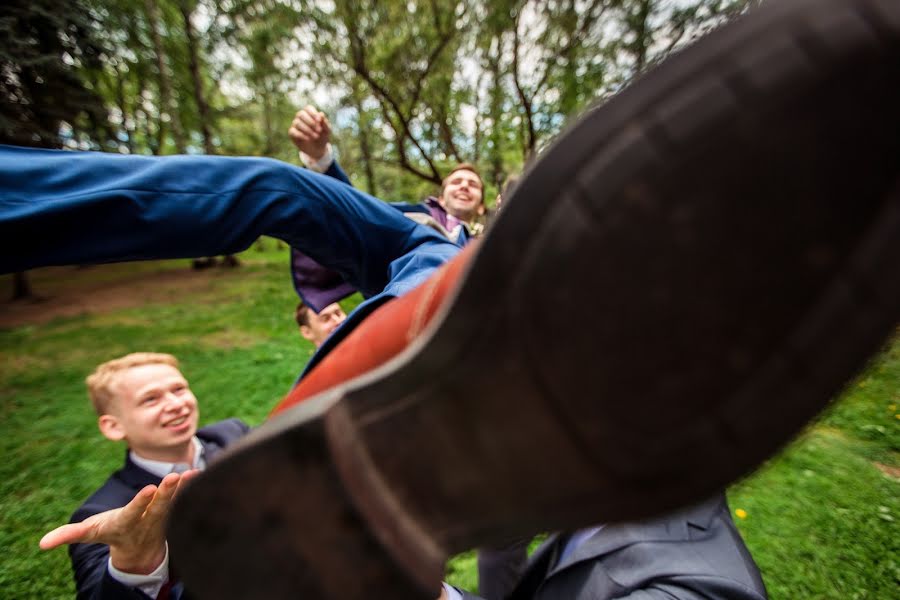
top-left (0, 145), bottom-right (458, 298)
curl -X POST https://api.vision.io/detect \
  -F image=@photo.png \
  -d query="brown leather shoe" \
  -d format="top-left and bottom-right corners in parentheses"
top-left (169, 0), bottom-right (900, 597)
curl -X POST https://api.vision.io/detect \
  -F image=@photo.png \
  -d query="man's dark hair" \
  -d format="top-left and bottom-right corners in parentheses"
top-left (295, 301), bottom-right (311, 327)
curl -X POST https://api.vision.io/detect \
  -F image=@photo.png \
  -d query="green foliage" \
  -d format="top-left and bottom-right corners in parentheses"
top-left (0, 0), bottom-right (111, 148)
top-left (3, 0), bottom-right (757, 184)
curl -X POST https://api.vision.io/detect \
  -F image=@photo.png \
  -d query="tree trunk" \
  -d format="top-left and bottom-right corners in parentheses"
top-left (12, 272), bottom-right (34, 301)
top-left (510, 14), bottom-right (537, 160)
top-left (631, 0), bottom-right (654, 75)
top-left (145, 0), bottom-right (187, 154)
top-left (179, 0), bottom-right (215, 155)
top-left (261, 87), bottom-right (276, 156)
top-left (178, 0), bottom-right (237, 266)
top-left (486, 43), bottom-right (505, 189)
top-left (350, 84), bottom-right (377, 196)
top-left (115, 66), bottom-right (134, 153)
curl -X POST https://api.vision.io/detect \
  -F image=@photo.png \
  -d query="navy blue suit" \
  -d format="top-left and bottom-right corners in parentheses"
top-left (288, 160), bottom-right (358, 311)
top-left (0, 144), bottom-right (461, 379)
top-left (68, 419), bottom-right (250, 600)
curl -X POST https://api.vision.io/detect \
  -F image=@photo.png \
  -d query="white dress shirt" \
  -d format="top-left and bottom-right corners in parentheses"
top-left (299, 143), bottom-right (335, 173)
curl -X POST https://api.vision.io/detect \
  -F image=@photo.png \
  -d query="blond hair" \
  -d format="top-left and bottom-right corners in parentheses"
top-left (86, 352), bottom-right (179, 415)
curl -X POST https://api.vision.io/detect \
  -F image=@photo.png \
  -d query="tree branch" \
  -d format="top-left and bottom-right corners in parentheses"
top-left (346, 17), bottom-right (442, 183)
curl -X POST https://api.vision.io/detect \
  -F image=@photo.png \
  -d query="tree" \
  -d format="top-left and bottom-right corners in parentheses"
top-left (178, 0), bottom-right (215, 155)
top-left (0, 0), bottom-right (110, 147)
top-left (144, 0), bottom-right (187, 153)
top-left (5, 0), bottom-right (758, 212)
top-left (0, 0), bottom-right (111, 299)
top-left (313, 1), bottom-right (471, 186)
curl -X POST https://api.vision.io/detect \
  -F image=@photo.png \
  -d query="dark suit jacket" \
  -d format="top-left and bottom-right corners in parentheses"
top-left (68, 419), bottom-right (250, 600)
top-left (460, 495), bottom-right (767, 600)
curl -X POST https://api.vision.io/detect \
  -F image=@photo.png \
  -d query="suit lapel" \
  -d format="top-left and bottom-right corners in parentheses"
top-left (117, 452), bottom-right (163, 489)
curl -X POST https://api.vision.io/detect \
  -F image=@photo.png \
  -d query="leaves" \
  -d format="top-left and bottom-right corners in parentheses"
top-left (0, 0), bottom-right (111, 148)
top-left (2, 0), bottom-right (755, 196)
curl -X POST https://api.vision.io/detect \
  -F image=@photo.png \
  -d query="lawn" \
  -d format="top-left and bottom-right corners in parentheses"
top-left (1, 243), bottom-right (897, 598)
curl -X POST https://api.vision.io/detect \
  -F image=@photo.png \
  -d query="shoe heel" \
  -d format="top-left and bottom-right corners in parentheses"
top-left (169, 391), bottom-right (442, 599)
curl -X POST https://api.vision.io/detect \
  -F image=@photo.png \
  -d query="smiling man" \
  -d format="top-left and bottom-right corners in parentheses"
top-left (434, 163), bottom-right (485, 235)
top-left (41, 353), bottom-right (248, 600)
top-left (289, 106), bottom-right (489, 244)
top-left (284, 106), bottom-right (490, 316)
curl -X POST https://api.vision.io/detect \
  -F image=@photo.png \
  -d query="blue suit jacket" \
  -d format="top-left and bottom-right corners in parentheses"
top-left (68, 419), bottom-right (250, 600)
top-left (460, 495), bottom-right (767, 600)
top-left (289, 159), bottom-right (473, 313)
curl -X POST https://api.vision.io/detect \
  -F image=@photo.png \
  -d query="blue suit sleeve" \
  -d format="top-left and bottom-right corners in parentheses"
top-left (323, 159), bottom-right (352, 186)
top-left (0, 145), bottom-right (458, 301)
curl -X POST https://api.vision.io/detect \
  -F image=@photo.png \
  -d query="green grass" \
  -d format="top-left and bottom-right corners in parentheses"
top-left (1, 245), bottom-right (897, 598)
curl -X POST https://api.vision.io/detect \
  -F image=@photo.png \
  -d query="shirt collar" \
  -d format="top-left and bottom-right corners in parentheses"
top-left (129, 436), bottom-right (206, 478)
top-left (424, 197), bottom-right (471, 238)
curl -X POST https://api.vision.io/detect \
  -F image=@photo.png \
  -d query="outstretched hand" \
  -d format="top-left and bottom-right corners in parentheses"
top-left (288, 105), bottom-right (331, 160)
top-left (40, 470), bottom-right (199, 575)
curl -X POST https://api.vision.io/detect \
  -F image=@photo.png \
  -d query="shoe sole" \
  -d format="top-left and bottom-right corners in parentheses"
top-left (169, 0), bottom-right (900, 597)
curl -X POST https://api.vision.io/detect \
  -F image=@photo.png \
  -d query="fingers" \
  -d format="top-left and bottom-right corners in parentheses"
top-left (300, 105), bottom-right (326, 127)
top-left (177, 468), bottom-right (201, 487)
top-left (288, 124), bottom-right (316, 143)
top-left (295, 106), bottom-right (323, 131)
top-left (289, 106), bottom-right (327, 141)
top-left (39, 486), bottom-right (144, 550)
top-left (289, 117), bottom-right (322, 140)
top-left (119, 483), bottom-right (159, 523)
top-left (142, 473), bottom-right (185, 519)
top-left (42, 484), bottom-right (157, 551)
top-left (40, 521), bottom-right (93, 550)
top-left (39, 471), bottom-right (201, 552)
top-left (165, 469), bottom-right (199, 506)
top-left (141, 470), bottom-right (199, 521)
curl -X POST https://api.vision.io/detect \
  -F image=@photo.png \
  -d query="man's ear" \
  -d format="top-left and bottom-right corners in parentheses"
top-left (477, 202), bottom-right (486, 216)
top-left (299, 325), bottom-right (315, 342)
top-left (98, 414), bottom-right (125, 442)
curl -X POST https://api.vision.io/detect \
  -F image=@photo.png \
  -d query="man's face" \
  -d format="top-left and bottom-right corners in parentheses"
top-left (101, 363), bottom-right (200, 461)
top-left (300, 302), bottom-right (347, 348)
top-left (438, 168), bottom-right (484, 222)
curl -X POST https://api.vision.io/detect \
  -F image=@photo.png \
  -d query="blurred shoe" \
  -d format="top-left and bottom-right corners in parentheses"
top-left (169, 0), bottom-right (900, 597)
